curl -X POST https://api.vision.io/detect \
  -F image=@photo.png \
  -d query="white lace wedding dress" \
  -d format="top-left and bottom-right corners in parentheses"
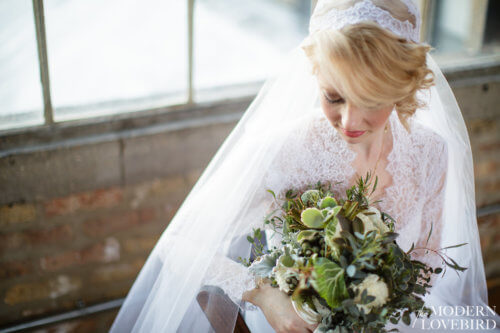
top-left (203, 106), bottom-right (448, 332)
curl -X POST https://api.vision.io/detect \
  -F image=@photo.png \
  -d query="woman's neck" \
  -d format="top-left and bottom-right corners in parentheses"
top-left (348, 127), bottom-right (387, 161)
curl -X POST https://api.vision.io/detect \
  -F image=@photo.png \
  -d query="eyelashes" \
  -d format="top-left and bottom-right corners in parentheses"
top-left (323, 93), bottom-right (344, 104)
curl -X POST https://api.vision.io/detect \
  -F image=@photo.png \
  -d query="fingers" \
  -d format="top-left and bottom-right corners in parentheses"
top-left (308, 323), bottom-right (319, 332)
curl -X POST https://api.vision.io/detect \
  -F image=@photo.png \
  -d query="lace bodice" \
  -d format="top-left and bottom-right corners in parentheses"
top-left (203, 108), bottom-right (448, 309)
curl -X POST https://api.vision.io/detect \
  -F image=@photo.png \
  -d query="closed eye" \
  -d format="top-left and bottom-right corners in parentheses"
top-left (324, 93), bottom-right (344, 104)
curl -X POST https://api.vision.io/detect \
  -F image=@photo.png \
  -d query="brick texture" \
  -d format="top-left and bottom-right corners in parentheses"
top-left (4, 275), bottom-right (82, 306)
top-left (0, 224), bottom-right (73, 254)
top-left (82, 208), bottom-right (157, 238)
top-left (0, 175), bottom-right (188, 327)
top-left (44, 188), bottom-right (123, 218)
top-left (40, 238), bottom-right (120, 272)
top-left (0, 203), bottom-right (36, 227)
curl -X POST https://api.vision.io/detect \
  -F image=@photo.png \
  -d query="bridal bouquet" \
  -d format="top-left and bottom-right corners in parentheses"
top-left (242, 174), bottom-right (466, 333)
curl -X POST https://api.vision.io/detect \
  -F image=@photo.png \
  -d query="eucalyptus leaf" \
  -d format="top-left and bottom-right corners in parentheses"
top-left (363, 262), bottom-right (376, 270)
top-left (353, 270), bottom-right (367, 279)
top-left (340, 255), bottom-right (348, 268)
top-left (346, 265), bottom-right (356, 277)
top-left (402, 311), bottom-right (411, 326)
top-left (440, 242), bottom-right (468, 250)
top-left (425, 222), bottom-right (433, 245)
top-left (444, 257), bottom-right (468, 272)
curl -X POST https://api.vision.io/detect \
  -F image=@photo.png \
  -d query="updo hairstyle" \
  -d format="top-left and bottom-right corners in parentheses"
top-left (302, 0), bottom-right (434, 131)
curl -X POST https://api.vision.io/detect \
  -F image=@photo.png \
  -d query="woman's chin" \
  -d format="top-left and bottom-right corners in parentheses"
top-left (344, 137), bottom-right (363, 144)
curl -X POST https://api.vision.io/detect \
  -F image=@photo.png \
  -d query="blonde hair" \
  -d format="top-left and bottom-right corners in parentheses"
top-left (302, 0), bottom-right (434, 131)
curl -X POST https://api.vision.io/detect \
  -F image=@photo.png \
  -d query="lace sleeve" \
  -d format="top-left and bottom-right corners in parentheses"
top-left (202, 250), bottom-right (259, 310)
top-left (412, 134), bottom-right (448, 286)
top-left (200, 185), bottom-right (280, 310)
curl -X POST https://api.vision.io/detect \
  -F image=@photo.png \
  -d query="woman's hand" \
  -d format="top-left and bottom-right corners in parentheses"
top-left (242, 282), bottom-right (318, 333)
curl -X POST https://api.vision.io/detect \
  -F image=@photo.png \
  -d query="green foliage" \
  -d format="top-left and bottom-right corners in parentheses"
top-left (311, 257), bottom-right (349, 308)
top-left (302, 208), bottom-right (325, 228)
top-left (242, 173), bottom-right (466, 332)
top-left (248, 251), bottom-right (282, 278)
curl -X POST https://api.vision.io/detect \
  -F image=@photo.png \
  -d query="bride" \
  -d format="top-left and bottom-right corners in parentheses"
top-left (110, 0), bottom-right (499, 332)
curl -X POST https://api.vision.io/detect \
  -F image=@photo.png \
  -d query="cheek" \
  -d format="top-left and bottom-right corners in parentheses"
top-left (320, 100), bottom-right (340, 123)
top-left (366, 107), bottom-right (393, 129)
top-left (367, 113), bottom-right (388, 128)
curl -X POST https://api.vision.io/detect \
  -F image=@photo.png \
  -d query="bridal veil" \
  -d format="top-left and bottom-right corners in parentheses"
top-left (110, 0), bottom-right (499, 331)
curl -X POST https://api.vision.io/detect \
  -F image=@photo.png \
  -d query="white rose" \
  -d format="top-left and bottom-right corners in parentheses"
top-left (353, 274), bottom-right (389, 313)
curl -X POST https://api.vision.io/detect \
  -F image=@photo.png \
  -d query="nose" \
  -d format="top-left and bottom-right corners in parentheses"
top-left (341, 102), bottom-right (363, 131)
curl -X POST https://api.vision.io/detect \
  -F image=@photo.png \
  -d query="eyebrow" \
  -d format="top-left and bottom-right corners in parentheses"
top-left (323, 89), bottom-right (341, 98)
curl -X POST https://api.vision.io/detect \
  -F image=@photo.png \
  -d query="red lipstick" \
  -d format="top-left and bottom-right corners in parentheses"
top-left (341, 128), bottom-right (366, 138)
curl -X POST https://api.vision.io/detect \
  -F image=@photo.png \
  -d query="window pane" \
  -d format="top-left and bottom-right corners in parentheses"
top-left (483, 0), bottom-right (500, 50)
top-left (44, 0), bottom-right (188, 122)
top-left (431, 0), bottom-right (472, 54)
top-left (0, 0), bottom-right (44, 131)
top-left (194, 0), bottom-right (310, 100)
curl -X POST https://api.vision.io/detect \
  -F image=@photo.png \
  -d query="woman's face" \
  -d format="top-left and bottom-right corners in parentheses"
top-left (317, 75), bottom-right (394, 145)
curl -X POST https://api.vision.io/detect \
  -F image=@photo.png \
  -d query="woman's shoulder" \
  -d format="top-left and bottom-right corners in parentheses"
top-left (408, 119), bottom-right (448, 158)
top-left (407, 120), bottom-right (448, 177)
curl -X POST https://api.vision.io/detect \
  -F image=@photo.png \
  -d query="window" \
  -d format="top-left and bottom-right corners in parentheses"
top-left (430, 0), bottom-right (473, 53)
top-left (44, 0), bottom-right (188, 122)
top-left (0, 0), bottom-right (44, 130)
top-left (1, 0), bottom-right (498, 133)
top-left (483, 0), bottom-right (500, 51)
top-left (0, 0), bottom-right (311, 132)
top-left (194, 0), bottom-right (310, 101)
top-left (421, 0), bottom-right (500, 58)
